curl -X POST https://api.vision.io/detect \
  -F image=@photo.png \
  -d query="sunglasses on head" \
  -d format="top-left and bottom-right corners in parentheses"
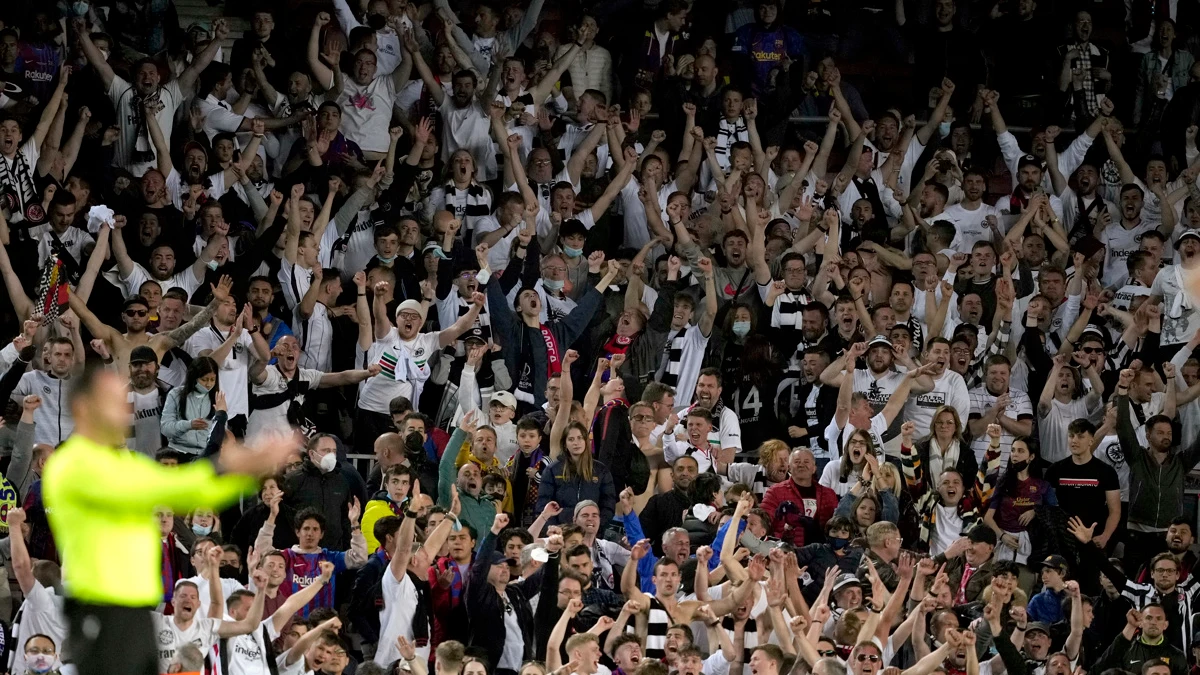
top-left (125, 309), bottom-right (148, 317)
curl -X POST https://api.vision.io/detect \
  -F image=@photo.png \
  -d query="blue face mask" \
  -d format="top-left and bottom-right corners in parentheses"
top-left (196, 383), bottom-right (212, 394)
top-left (732, 320), bottom-right (751, 337)
top-left (563, 246), bottom-right (584, 258)
top-left (377, 255), bottom-right (396, 264)
top-left (72, 0), bottom-right (89, 16)
top-left (938, 121), bottom-right (952, 138)
top-left (192, 524), bottom-right (213, 536)
top-left (544, 278), bottom-right (565, 291)
top-left (830, 536), bottom-right (850, 551)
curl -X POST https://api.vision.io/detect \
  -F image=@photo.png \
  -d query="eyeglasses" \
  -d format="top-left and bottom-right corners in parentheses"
top-left (25, 647), bottom-right (55, 656)
top-left (856, 654), bottom-right (880, 663)
top-left (543, 266), bottom-right (567, 273)
top-left (125, 309), bottom-right (148, 317)
top-left (1080, 347), bottom-right (1104, 354)
top-left (1153, 567), bottom-right (1177, 574)
top-left (632, 414), bottom-right (654, 422)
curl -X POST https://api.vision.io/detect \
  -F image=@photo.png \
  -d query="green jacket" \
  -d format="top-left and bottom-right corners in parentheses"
top-left (438, 428), bottom-right (499, 537)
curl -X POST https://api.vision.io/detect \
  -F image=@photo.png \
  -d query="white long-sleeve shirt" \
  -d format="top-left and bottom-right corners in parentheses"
top-left (330, 0), bottom-right (404, 75)
top-left (997, 129), bottom-right (1095, 195)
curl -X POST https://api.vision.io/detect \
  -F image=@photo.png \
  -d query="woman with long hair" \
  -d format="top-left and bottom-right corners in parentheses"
top-left (161, 356), bottom-right (220, 456)
top-left (832, 428), bottom-right (876, 492)
top-left (904, 405), bottom-right (979, 495)
top-left (833, 453), bottom-right (898, 537)
top-left (983, 436), bottom-right (1056, 564)
top-left (537, 350), bottom-right (617, 524)
top-left (874, 461), bottom-right (920, 543)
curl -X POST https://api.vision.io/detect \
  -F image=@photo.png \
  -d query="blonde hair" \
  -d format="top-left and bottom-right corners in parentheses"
top-left (757, 440), bottom-right (789, 468)
top-left (873, 462), bottom-right (902, 498)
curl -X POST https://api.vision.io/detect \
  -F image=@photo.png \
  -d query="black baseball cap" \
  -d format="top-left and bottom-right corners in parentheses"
top-left (129, 346), bottom-right (158, 365)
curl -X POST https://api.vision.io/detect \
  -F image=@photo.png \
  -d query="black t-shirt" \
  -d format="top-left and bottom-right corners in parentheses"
top-left (1044, 456), bottom-right (1120, 530)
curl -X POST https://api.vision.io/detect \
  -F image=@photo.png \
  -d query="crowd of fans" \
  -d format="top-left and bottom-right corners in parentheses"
top-left (3, 0), bottom-right (1200, 672)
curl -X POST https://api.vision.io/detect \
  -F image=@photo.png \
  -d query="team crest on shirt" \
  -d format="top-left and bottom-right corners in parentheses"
top-left (158, 629), bottom-right (174, 646)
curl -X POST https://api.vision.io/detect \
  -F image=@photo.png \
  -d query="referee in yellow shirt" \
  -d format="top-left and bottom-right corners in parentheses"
top-left (43, 362), bottom-right (299, 675)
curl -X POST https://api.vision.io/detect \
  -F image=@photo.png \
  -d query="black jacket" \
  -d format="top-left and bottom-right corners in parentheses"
top-left (466, 531), bottom-right (544, 669)
top-left (640, 488), bottom-right (696, 556)
top-left (282, 459), bottom-right (353, 549)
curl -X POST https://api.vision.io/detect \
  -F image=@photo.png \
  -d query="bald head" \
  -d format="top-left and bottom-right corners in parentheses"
top-left (695, 55), bottom-right (717, 86)
top-left (374, 432), bottom-right (405, 469)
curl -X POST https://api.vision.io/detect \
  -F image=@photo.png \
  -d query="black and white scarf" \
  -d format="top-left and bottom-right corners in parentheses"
top-left (715, 117), bottom-right (749, 170)
top-left (722, 615), bottom-right (759, 664)
top-left (127, 90), bottom-right (158, 164)
top-left (442, 181), bottom-right (492, 236)
top-left (0, 149), bottom-right (37, 221)
top-left (656, 328), bottom-right (687, 387)
top-left (774, 290), bottom-right (815, 330)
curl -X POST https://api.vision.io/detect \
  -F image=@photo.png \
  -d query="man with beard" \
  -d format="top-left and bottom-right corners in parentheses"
top-left (1135, 519), bottom-right (1197, 583)
top-left (1092, 603), bottom-right (1188, 675)
top-left (674, 369), bottom-right (742, 464)
top-left (68, 274), bottom-right (226, 378)
top-left (619, 489), bottom-right (692, 593)
top-left (790, 347), bottom-right (837, 462)
top-left (1057, 163), bottom-right (1118, 239)
top-left (823, 342), bottom-right (928, 479)
top-left (438, 412), bottom-right (502, 537)
top-left (1150, 229), bottom-right (1200, 348)
top-left (941, 170), bottom-right (1003, 255)
top-left (760, 448), bottom-right (838, 547)
top-left (968, 356), bottom-right (1032, 470)
top-left (74, 17), bottom-right (226, 176)
top-left (1105, 183), bottom-right (1176, 287)
top-left (151, 565), bottom-right (267, 672)
top-left (638, 455), bottom-right (700, 548)
top-left (822, 335), bottom-right (932, 455)
top-left (248, 335), bottom-right (380, 438)
top-left (126, 346), bottom-right (169, 456)
top-left (405, 34), bottom-right (499, 181)
top-left (888, 279), bottom-right (925, 355)
top-left (903, 338), bottom-right (971, 437)
top-left (835, 120), bottom-right (903, 238)
top-left (1115, 366), bottom-right (1200, 572)
top-left (999, 155), bottom-right (1066, 223)
top-left (834, 79), bottom-right (953, 196)
top-left (110, 207), bottom-right (223, 299)
top-left (623, 539), bottom-right (753, 661)
top-left (307, 13), bottom-right (409, 157)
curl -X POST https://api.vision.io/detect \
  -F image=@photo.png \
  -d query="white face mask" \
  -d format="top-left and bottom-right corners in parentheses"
top-left (318, 452), bottom-right (337, 473)
top-left (26, 654), bottom-right (54, 673)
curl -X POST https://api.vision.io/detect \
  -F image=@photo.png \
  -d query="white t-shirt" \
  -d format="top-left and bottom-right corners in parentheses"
top-left (152, 614), bottom-right (222, 672)
top-left (294, 303), bottom-right (333, 372)
top-left (1151, 264), bottom-right (1200, 345)
top-left (182, 574), bottom-right (245, 618)
top-left (930, 504), bottom-right (963, 556)
top-left (119, 262), bottom-right (204, 299)
top-left (439, 97), bottom-right (496, 181)
top-left (278, 261), bottom-right (313, 312)
top-left (1039, 396), bottom-right (1101, 464)
top-left (128, 387), bottom-right (165, 456)
top-left (1100, 220), bottom-right (1156, 288)
top-left (11, 582), bottom-right (66, 675)
top-left (903, 369), bottom-right (971, 438)
top-left (248, 367), bottom-right (323, 439)
top-left (940, 202), bottom-right (1001, 254)
top-left (184, 326), bottom-right (257, 417)
top-left (35, 225), bottom-right (94, 269)
top-left (359, 329), bottom-right (439, 414)
top-left (225, 617), bottom-right (281, 675)
top-left (376, 568), bottom-right (431, 666)
top-left (108, 77), bottom-right (187, 176)
top-left (197, 93), bottom-right (245, 140)
top-left (336, 76), bottom-right (396, 153)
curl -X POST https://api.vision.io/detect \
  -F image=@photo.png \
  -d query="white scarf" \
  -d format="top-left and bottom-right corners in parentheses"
top-left (1171, 264), bottom-right (1193, 318)
top-left (927, 436), bottom-right (960, 487)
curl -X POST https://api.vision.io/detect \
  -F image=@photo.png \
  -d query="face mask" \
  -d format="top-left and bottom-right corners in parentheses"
top-left (365, 13), bottom-right (387, 30)
top-left (1010, 460), bottom-right (1029, 473)
top-left (563, 246), bottom-right (583, 258)
top-left (319, 452), bottom-right (338, 473)
top-left (72, 0), bottom-right (89, 16)
top-left (98, 48), bottom-right (110, 61)
top-left (26, 654), bottom-right (54, 674)
top-left (938, 121), bottom-right (952, 138)
top-left (543, 278), bottom-right (565, 291)
top-left (195, 383), bottom-right (211, 394)
top-left (732, 320), bottom-right (751, 337)
top-left (830, 536), bottom-right (850, 551)
top-left (192, 523), bottom-right (212, 536)
top-left (377, 255), bottom-right (396, 264)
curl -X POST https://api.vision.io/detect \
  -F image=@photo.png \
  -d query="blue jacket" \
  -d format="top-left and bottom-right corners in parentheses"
top-left (536, 458), bottom-right (616, 526)
top-left (1026, 586), bottom-right (1067, 624)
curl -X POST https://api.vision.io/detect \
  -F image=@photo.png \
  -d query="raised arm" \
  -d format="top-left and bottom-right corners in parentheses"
top-left (549, 349), bottom-right (579, 458)
top-left (308, 13), bottom-right (339, 93)
top-left (6, 508), bottom-right (34, 596)
top-left (401, 30), bottom-right (445, 106)
top-left (72, 19), bottom-right (115, 88)
top-left (178, 19), bottom-right (230, 94)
